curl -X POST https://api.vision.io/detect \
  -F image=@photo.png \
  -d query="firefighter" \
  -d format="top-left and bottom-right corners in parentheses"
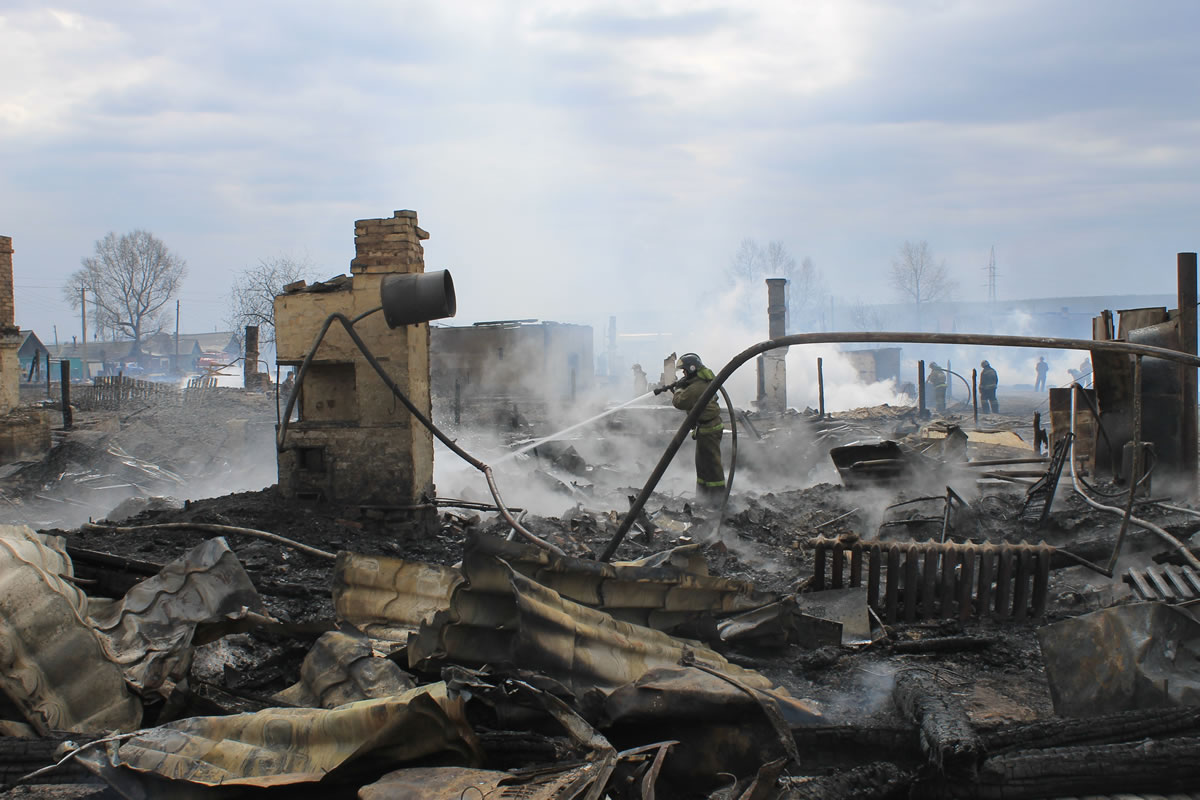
top-left (927, 362), bottom-right (947, 413)
top-left (979, 360), bottom-right (999, 413)
top-left (659, 353), bottom-right (726, 505)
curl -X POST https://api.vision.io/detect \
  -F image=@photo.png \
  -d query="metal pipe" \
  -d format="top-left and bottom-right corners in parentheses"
top-left (598, 330), bottom-right (1200, 562)
top-left (1180, 253), bottom-right (1198, 498)
top-left (278, 308), bottom-right (565, 557)
top-left (711, 385), bottom-right (738, 541)
top-left (1108, 355), bottom-right (1143, 574)
top-left (1067, 380), bottom-right (1200, 574)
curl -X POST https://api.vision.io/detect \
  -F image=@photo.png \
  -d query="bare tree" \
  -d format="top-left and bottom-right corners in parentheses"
top-left (725, 239), bottom-right (828, 331)
top-left (849, 298), bottom-right (885, 331)
top-left (65, 231), bottom-right (187, 353)
top-left (789, 256), bottom-right (829, 331)
top-left (225, 255), bottom-right (317, 348)
top-left (890, 240), bottom-right (954, 321)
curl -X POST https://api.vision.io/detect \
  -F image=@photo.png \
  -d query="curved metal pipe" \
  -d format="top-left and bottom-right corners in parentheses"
top-left (711, 385), bottom-right (737, 540)
top-left (943, 368), bottom-right (973, 400)
top-left (277, 309), bottom-right (566, 557)
top-left (598, 330), bottom-right (1200, 562)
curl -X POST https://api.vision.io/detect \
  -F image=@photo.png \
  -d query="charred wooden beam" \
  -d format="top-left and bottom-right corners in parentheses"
top-left (937, 735), bottom-right (1200, 799)
top-left (982, 705), bottom-right (1200, 754)
top-left (892, 668), bottom-right (983, 779)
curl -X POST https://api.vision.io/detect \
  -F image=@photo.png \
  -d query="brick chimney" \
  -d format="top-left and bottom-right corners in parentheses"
top-left (0, 237), bottom-right (21, 414)
top-left (0, 237), bottom-right (13, 331)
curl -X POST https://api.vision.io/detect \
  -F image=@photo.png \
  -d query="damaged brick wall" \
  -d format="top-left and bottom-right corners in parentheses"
top-left (274, 212), bottom-right (435, 512)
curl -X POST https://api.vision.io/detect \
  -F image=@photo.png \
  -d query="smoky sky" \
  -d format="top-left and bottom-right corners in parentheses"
top-left (2, 0), bottom-right (1198, 344)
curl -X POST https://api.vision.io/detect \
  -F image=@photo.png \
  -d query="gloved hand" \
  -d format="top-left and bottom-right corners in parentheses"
top-left (653, 381), bottom-right (678, 395)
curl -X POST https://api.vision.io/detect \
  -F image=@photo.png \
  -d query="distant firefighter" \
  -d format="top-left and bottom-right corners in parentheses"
top-left (927, 362), bottom-right (947, 413)
top-left (980, 360), bottom-right (999, 413)
top-left (655, 353), bottom-right (725, 506)
top-left (1034, 356), bottom-right (1048, 392)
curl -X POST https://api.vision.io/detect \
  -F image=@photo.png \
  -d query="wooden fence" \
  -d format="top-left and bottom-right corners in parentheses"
top-left (69, 376), bottom-right (181, 411)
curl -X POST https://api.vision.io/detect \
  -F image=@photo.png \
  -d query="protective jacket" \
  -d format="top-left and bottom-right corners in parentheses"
top-left (671, 371), bottom-right (723, 430)
top-left (980, 366), bottom-right (998, 391)
top-left (927, 367), bottom-right (947, 388)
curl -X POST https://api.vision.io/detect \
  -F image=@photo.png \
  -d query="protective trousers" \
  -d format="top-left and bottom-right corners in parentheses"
top-left (694, 424), bottom-right (725, 503)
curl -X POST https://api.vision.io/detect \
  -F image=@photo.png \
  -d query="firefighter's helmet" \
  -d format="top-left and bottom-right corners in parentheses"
top-left (676, 353), bottom-right (704, 376)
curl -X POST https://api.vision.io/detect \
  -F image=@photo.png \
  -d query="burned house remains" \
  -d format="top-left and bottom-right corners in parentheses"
top-left (4, 230), bottom-right (1200, 799)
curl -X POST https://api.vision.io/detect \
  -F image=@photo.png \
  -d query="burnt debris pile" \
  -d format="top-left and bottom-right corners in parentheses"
top-left (6, 392), bottom-right (1200, 799)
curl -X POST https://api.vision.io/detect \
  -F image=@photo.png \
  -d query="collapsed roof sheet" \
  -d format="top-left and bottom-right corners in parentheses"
top-left (0, 524), bottom-right (141, 734)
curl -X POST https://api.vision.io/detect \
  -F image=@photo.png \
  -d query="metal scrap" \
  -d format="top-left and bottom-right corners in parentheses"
top-left (411, 559), bottom-right (791, 696)
top-left (275, 629), bottom-right (415, 708)
top-left (332, 551), bottom-right (462, 641)
top-left (89, 537), bottom-right (268, 698)
top-left (0, 524), bottom-right (141, 734)
top-left (76, 681), bottom-right (481, 791)
top-left (1038, 602), bottom-right (1200, 716)
top-left (465, 534), bottom-right (776, 634)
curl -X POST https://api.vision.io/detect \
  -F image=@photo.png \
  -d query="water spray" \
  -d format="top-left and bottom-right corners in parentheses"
top-left (495, 391), bottom-right (658, 464)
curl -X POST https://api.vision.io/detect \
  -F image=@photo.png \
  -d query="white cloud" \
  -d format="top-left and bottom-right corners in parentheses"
top-left (0, 0), bottom-right (1198, 346)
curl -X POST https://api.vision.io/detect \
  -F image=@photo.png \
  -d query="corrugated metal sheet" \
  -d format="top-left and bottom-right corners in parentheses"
top-left (89, 537), bottom-right (266, 696)
top-left (471, 535), bottom-right (776, 623)
top-left (0, 524), bottom-right (141, 734)
top-left (78, 682), bottom-right (481, 790)
top-left (333, 552), bottom-right (461, 641)
top-left (335, 536), bottom-right (774, 647)
top-left (410, 557), bottom-right (809, 710)
top-left (275, 630), bottom-right (415, 708)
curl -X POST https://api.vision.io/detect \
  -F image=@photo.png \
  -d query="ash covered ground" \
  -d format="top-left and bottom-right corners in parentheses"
top-left (4, 386), bottom-right (1200, 797)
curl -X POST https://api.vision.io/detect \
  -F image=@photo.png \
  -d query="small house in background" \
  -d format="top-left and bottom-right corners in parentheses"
top-left (17, 331), bottom-right (49, 381)
top-left (142, 331), bottom-right (240, 375)
top-left (840, 347), bottom-right (903, 385)
top-left (44, 341), bottom-right (132, 381)
top-left (430, 320), bottom-right (594, 425)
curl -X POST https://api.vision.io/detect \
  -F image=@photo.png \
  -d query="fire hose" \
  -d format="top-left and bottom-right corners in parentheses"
top-left (599, 330), bottom-right (1200, 562)
top-left (276, 308), bottom-right (566, 557)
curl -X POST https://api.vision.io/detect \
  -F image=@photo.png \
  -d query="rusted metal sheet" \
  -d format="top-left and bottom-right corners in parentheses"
top-left (276, 630), bottom-right (415, 708)
top-left (411, 559), bottom-right (799, 702)
top-left (89, 537), bottom-right (266, 697)
top-left (78, 681), bottom-right (481, 791)
top-left (343, 536), bottom-right (774, 646)
top-left (466, 534), bottom-right (775, 630)
top-left (605, 666), bottom-right (820, 728)
top-left (333, 551), bottom-right (462, 641)
top-left (1038, 602), bottom-right (1200, 717)
top-left (0, 524), bottom-right (141, 734)
top-left (812, 536), bottom-right (1053, 624)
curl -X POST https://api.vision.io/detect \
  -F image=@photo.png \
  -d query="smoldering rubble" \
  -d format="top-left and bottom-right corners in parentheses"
top-left (5, 381), bottom-right (1200, 800)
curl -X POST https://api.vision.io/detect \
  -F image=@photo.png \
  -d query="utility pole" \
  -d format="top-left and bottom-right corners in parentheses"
top-left (80, 288), bottom-right (87, 357)
top-left (174, 299), bottom-right (180, 375)
top-left (985, 246), bottom-right (998, 304)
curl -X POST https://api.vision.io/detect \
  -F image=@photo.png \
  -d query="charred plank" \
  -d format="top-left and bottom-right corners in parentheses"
top-left (892, 668), bottom-right (983, 779)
